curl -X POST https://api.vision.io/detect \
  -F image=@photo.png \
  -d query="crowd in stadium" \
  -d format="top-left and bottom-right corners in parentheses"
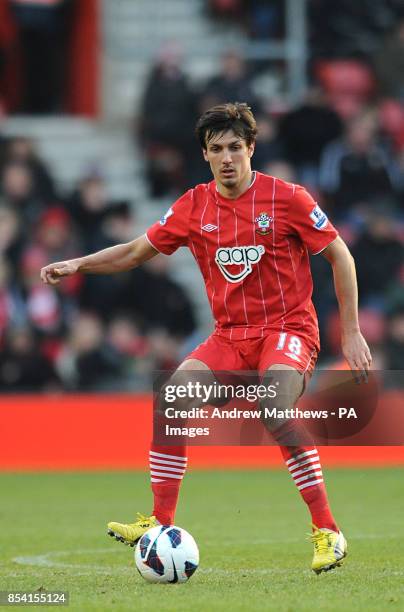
top-left (0, 1), bottom-right (403, 390)
top-left (0, 137), bottom-right (197, 391)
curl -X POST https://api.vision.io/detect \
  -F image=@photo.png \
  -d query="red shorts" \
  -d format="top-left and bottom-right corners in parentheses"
top-left (187, 331), bottom-right (318, 376)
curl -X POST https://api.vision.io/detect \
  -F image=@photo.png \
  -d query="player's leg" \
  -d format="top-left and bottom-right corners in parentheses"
top-left (262, 364), bottom-right (347, 573)
top-left (149, 358), bottom-right (213, 528)
top-left (259, 334), bottom-right (347, 573)
top-left (108, 332), bottom-right (242, 546)
top-left (262, 365), bottom-right (337, 526)
top-left (146, 332), bottom-right (247, 533)
top-left (107, 358), bottom-right (213, 545)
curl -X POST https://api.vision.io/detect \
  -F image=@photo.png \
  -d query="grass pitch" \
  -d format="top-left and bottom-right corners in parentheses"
top-left (0, 468), bottom-right (403, 611)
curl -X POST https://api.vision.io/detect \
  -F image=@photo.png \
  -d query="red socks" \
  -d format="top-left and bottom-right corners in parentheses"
top-left (148, 440), bottom-right (338, 533)
top-left (149, 444), bottom-right (187, 525)
top-left (280, 445), bottom-right (338, 532)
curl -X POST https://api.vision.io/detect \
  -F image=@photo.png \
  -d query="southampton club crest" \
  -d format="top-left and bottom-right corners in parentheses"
top-left (255, 212), bottom-right (273, 236)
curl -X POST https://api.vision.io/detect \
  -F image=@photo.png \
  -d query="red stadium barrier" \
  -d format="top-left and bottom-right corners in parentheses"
top-left (1, 394), bottom-right (404, 470)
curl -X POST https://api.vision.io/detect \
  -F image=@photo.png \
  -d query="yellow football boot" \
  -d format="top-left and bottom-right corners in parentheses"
top-left (108, 513), bottom-right (159, 547)
top-left (310, 524), bottom-right (347, 574)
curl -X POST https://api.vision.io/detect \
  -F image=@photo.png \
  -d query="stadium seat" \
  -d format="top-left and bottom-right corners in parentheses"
top-left (379, 99), bottom-right (404, 151)
top-left (316, 60), bottom-right (375, 99)
top-left (315, 60), bottom-right (376, 119)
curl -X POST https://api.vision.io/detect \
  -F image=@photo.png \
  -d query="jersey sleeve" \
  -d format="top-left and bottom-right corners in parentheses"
top-left (288, 185), bottom-right (338, 255)
top-left (146, 189), bottom-right (193, 255)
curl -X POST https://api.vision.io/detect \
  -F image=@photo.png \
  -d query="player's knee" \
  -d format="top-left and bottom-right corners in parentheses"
top-left (259, 365), bottom-right (304, 430)
top-left (261, 365), bottom-right (304, 405)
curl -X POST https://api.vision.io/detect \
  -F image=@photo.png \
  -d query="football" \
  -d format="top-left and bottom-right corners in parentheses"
top-left (134, 525), bottom-right (199, 583)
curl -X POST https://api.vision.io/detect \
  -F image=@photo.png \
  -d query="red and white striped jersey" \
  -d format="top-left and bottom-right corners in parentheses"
top-left (146, 172), bottom-right (338, 346)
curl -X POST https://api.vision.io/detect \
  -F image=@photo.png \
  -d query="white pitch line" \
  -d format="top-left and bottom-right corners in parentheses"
top-left (10, 533), bottom-right (399, 577)
top-left (11, 548), bottom-right (301, 577)
top-left (13, 547), bottom-right (131, 575)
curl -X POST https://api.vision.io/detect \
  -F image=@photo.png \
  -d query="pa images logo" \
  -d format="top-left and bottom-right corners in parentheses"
top-left (255, 212), bottom-right (273, 236)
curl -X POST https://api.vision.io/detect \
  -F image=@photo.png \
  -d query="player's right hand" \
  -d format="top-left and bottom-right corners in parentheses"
top-left (40, 260), bottom-right (80, 285)
top-left (341, 330), bottom-right (372, 383)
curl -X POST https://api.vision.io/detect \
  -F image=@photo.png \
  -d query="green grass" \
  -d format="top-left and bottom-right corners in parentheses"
top-left (0, 468), bottom-right (403, 611)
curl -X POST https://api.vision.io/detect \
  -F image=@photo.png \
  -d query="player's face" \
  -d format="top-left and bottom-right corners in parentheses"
top-left (203, 130), bottom-right (254, 191)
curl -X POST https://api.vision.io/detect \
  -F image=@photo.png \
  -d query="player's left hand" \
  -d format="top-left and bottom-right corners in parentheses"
top-left (341, 330), bottom-right (372, 383)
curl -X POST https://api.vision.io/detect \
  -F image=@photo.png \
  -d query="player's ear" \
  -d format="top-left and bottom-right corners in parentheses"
top-left (202, 148), bottom-right (209, 161)
top-left (248, 142), bottom-right (255, 158)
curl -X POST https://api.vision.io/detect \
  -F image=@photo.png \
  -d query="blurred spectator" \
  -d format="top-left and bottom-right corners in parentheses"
top-left (385, 306), bottom-right (404, 370)
top-left (78, 201), bottom-right (136, 318)
top-left (279, 87), bottom-right (343, 187)
top-left (30, 205), bottom-right (74, 254)
top-left (2, 137), bottom-right (56, 200)
top-left (148, 329), bottom-right (183, 371)
top-left (18, 204), bottom-right (81, 337)
top-left (0, 160), bottom-right (46, 224)
top-left (198, 50), bottom-right (258, 114)
top-left (127, 256), bottom-right (197, 340)
top-left (10, 0), bottom-right (74, 113)
top-left (351, 205), bottom-right (403, 307)
top-left (98, 200), bottom-right (134, 246)
top-left (107, 315), bottom-right (148, 360)
top-left (0, 257), bottom-right (25, 342)
top-left (319, 111), bottom-right (401, 216)
top-left (373, 19), bottom-right (404, 100)
top-left (34, 206), bottom-right (79, 264)
top-left (0, 326), bottom-right (60, 390)
top-left (27, 205), bottom-right (82, 301)
top-left (138, 42), bottom-right (197, 197)
top-left (107, 315), bottom-right (152, 387)
top-left (252, 113), bottom-right (284, 171)
top-left (0, 204), bottom-right (24, 275)
top-left (56, 312), bottom-right (123, 390)
top-left (67, 173), bottom-right (111, 250)
top-left (19, 245), bottom-right (66, 334)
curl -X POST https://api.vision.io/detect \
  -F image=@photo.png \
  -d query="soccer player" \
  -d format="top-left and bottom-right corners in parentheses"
top-left (40, 103), bottom-right (371, 573)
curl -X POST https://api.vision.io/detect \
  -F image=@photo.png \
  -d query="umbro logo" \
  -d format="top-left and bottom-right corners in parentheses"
top-left (284, 352), bottom-right (301, 363)
top-left (201, 224), bottom-right (218, 232)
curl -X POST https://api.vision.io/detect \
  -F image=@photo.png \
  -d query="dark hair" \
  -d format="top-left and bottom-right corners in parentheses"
top-left (195, 102), bottom-right (257, 149)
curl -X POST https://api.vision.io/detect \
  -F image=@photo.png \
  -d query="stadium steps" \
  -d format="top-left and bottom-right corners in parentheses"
top-left (101, 0), bottom-right (248, 119)
top-left (0, 116), bottom-right (145, 201)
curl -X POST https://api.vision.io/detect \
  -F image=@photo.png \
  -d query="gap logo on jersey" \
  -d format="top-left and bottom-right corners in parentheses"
top-left (215, 245), bottom-right (265, 283)
top-left (310, 204), bottom-right (328, 230)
